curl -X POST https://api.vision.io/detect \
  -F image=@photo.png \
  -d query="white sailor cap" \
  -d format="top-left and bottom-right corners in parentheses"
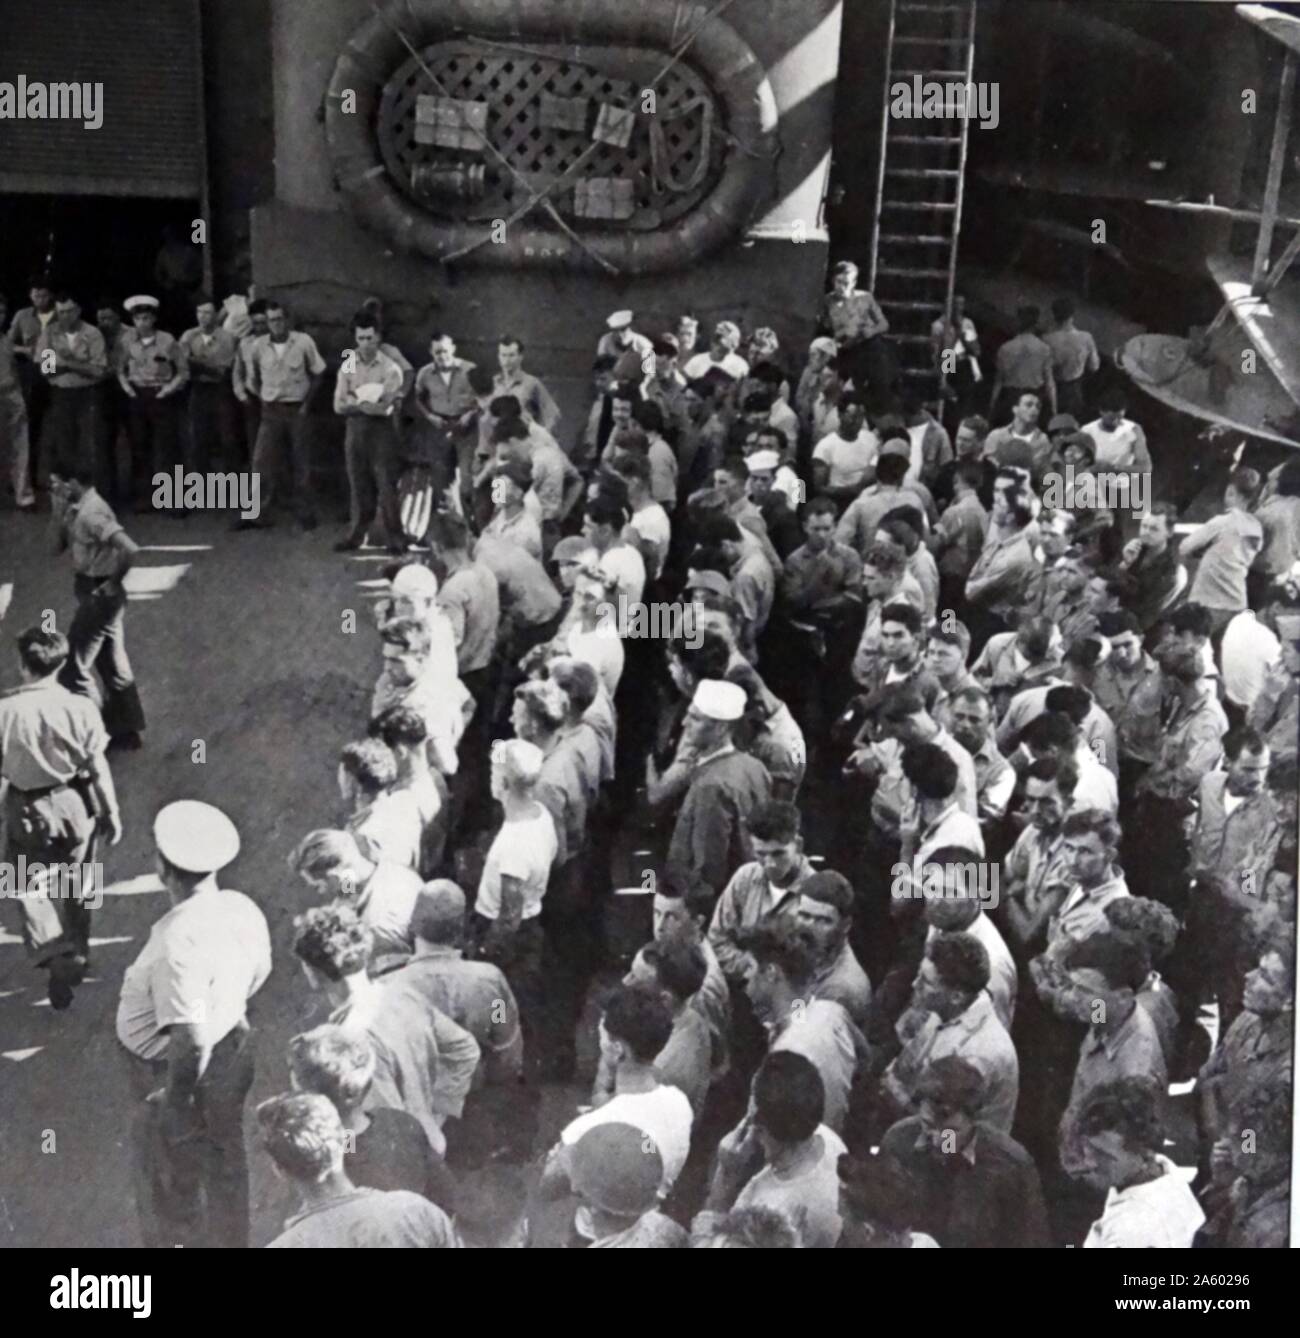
top-left (153, 800), bottom-right (241, 874)
top-left (692, 679), bottom-right (746, 721)
top-left (745, 450), bottom-right (780, 473)
top-left (606, 310), bottom-right (634, 330)
top-left (392, 563), bottom-right (438, 598)
top-left (124, 295), bottom-right (160, 313)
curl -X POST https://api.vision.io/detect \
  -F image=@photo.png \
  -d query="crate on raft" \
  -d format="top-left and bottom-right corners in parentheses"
top-left (574, 176), bottom-right (635, 220)
top-left (413, 94), bottom-right (490, 150)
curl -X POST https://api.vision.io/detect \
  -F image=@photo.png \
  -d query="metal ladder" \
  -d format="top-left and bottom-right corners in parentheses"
top-left (868, 0), bottom-right (978, 407)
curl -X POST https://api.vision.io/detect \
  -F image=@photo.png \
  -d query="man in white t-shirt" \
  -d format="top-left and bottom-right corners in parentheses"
top-left (579, 496), bottom-right (646, 606)
top-left (1066, 1074), bottom-right (1204, 1247)
top-left (693, 1050), bottom-right (845, 1248)
top-left (684, 320), bottom-right (750, 382)
top-left (540, 984), bottom-right (693, 1243)
top-left (1081, 396), bottom-right (1151, 474)
top-left (610, 451), bottom-right (671, 581)
top-left (474, 738), bottom-right (558, 950)
top-left (812, 399), bottom-right (879, 501)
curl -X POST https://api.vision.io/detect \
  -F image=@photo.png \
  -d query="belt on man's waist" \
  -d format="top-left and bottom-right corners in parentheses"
top-left (261, 398), bottom-right (304, 408)
top-left (129, 383), bottom-right (169, 394)
top-left (121, 1016), bottom-right (251, 1069)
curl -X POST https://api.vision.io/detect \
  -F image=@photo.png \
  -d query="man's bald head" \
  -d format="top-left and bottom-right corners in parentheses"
top-left (411, 879), bottom-right (467, 946)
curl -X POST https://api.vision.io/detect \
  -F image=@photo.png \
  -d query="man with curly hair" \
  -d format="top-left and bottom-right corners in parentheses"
top-left (1063, 1075), bottom-right (1204, 1248)
top-left (292, 902), bottom-right (479, 1157)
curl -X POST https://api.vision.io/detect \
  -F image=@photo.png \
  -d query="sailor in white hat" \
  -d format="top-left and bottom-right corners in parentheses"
top-left (116, 799), bottom-right (271, 1248)
top-left (660, 678), bottom-right (772, 902)
top-left (373, 560), bottom-right (461, 690)
top-left (596, 309), bottom-right (653, 366)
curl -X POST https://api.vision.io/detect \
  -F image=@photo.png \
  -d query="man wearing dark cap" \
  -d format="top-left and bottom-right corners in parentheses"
top-left (570, 1123), bottom-right (687, 1247)
top-left (116, 801), bottom-right (271, 1247)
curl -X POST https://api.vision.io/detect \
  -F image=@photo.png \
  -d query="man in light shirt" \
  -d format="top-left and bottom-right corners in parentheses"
top-left (293, 902), bottom-right (480, 1157)
top-left (812, 397), bottom-right (878, 503)
top-left (541, 985), bottom-right (693, 1243)
top-left (739, 919), bottom-right (863, 1134)
top-left (1065, 1075), bottom-right (1202, 1248)
top-left (259, 1093), bottom-right (459, 1248)
top-left (333, 311), bottom-right (406, 554)
top-left (179, 295), bottom-right (239, 475)
top-left (493, 334), bottom-right (560, 433)
top-left (116, 801), bottom-right (270, 1247)
top-left (1179, 467), bottom-right (1264, 637)
top-left (34, 292), bottom-right (109, 488)
top-left (241, 300), bottom-right (326, 530)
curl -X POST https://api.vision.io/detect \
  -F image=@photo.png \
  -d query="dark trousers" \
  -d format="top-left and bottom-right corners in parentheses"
top-left (473, 913), bottom-right (545, 1090)
top-left (239, 395), bottom-right (262, 464)
top-left (1, 781), bottom-right (98, 971)
top-left (343, 415), bottom-right (402, 545)
top-left (1125, 793), bottom-right (1191, 919)
top-left (1056, 377), bottom-right (1085, 419)
top-left (448, 666), bottom-right (495, 841)
top-left (60, 574), bottom-right (146, 737)
top-left (187, 380), bottom-right (242, 472)
top-left (838, 337), bottom-right (897, 414)
top-left (125, 1023), bottom-right (255, 1248)
top-left (252, 400), bottom-right (316, 522)
top-left (98, 382), bottom-right (129, 502)
top-left (539, 856), bottom-right (604, 1073)
top-left (126, 387), bottom-right (180, 501)
top-left (41, 384), bottom-right (99, 480)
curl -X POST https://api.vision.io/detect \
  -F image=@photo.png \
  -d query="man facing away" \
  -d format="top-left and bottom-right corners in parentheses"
top-left (0, 626), bottom-right (122, 1007)
top-left (49, 463), bottom-right (147, 748)
top-left (116, 801), bottom-right (270, 1248)
top-left (259, 1093), bottom-right (459, 1247)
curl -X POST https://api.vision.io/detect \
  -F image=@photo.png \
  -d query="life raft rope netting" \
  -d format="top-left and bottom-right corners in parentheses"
top-left (330, 0), bottom-right (776, 272)
top-left (376, 37), bottom-right (721, 227)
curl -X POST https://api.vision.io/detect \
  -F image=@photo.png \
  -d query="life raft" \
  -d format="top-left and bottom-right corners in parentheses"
top-left (324, 0), bottom-right (779, 273)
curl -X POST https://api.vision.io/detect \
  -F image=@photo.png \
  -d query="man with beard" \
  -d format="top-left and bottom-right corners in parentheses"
top-left (793, 870), bottom-right (872, 1028)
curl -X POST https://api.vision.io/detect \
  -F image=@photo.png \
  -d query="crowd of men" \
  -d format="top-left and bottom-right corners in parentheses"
top-left (0, 260), bottom-right (1297, 1247)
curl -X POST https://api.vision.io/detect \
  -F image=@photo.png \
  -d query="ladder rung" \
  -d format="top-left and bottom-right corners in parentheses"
top-left (882, 200), bottom-right (957, 210)
top-left (900, 367), bottom-right (939, 379)
top-left (894, 334), bottom-right (937, 344)
top-left (878, 299), bottom-right (946, 311)
top-left (895, 69), bottom-right (971, 78)
top-left (901, 3), bottom-right (968, 11)
top-left (886, 168), bottom-right (960, 178)
top-left (890, 135), bottom-right (963, 145)
top-left (878, 266), bottom-right (950, 278)
top-left (894, 36), bottom-right (968, 45)
top-left (880, 233), bottom-right (951, 243)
